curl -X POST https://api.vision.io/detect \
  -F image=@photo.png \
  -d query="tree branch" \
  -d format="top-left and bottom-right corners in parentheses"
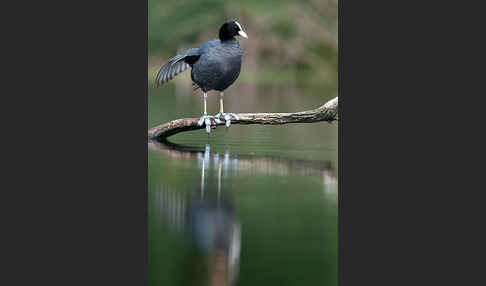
top-left (148, 96), bottom-right (338, 141)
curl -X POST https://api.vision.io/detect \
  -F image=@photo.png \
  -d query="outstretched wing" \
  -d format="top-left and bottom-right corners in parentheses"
top-left (155, 48), bottom-right (200, 87)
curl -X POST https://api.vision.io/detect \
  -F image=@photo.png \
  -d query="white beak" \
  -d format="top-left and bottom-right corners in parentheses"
top-left (238, 30), bottom-right (248, 39)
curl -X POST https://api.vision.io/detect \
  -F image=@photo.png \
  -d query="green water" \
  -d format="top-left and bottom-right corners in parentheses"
top-left (148, 83), bottom-right (338, 286)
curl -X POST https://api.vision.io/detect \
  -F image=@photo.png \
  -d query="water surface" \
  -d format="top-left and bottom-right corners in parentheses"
top-left (148, 83), bottom-right (338, 286)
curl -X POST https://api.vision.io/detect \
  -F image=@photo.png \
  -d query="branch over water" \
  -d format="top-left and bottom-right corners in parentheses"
top-left (148, 96), bottom-right (338, 140)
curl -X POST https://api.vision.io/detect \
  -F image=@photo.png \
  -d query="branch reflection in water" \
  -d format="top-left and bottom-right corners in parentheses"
top-left (149, 139), bottom-right (337, 196)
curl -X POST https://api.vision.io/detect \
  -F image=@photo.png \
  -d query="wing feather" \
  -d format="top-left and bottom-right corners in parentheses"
top-left (155, 48), bottom-right (200, 87)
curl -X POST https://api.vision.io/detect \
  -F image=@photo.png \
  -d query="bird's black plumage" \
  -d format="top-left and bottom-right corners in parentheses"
top-left (155, 21), bottom-right (247, 133)
top-left (155, 21), bottom-right (246, 92)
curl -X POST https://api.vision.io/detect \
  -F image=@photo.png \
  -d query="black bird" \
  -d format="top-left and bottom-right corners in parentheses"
top-left (155, 21), bottom-right (248, 133)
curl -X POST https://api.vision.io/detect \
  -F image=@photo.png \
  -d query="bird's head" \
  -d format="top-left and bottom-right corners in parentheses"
top-left (219, 20), bottom-right (248, 41)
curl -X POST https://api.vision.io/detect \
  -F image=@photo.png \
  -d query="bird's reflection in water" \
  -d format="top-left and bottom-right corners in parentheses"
top-left (150, 140), bottom-right (338, 285)
top-left (153, 144), bottom-right (241, 286)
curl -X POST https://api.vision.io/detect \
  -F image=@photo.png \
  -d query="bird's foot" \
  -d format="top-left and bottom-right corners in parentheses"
top-left (197, 114), bottom-right (216, 134)
top-left (214, 112), bottom-right (240, 127)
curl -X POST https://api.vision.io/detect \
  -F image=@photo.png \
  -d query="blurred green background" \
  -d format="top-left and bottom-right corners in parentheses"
top-left (148, 1), bottom-right (338, 286)
top-left (149, 0), bottom-right (338, 87)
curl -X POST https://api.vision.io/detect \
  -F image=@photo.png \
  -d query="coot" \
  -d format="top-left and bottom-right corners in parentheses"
top-left (155, 21), bottom-right (248, 133)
